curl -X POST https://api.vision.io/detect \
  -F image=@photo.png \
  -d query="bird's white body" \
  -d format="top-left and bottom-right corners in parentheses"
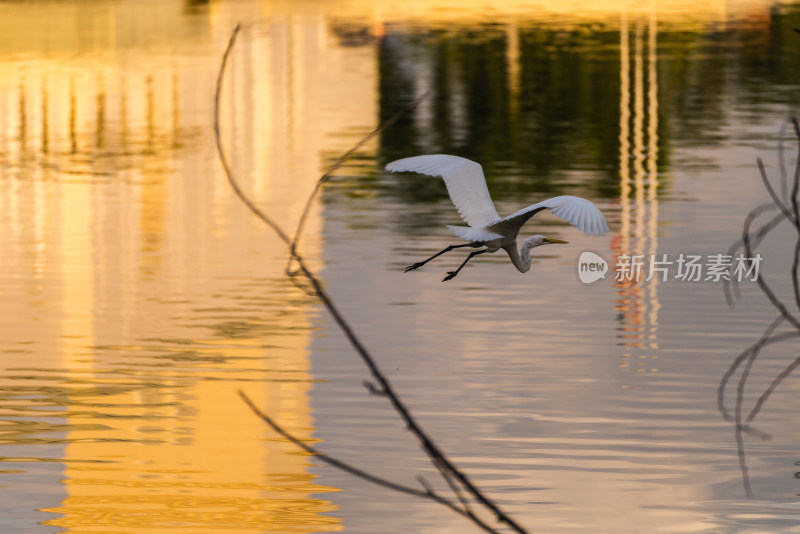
top-left (385, 154), bottom-right (609, 279)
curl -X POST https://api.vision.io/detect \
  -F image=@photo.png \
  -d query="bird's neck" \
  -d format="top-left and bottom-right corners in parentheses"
top-left (509, 238), bottom-right (537, 273)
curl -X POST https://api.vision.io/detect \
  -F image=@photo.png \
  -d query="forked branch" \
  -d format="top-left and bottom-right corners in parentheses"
top-left (720, 117), bottom-right (800, 498)
top-left (215, 25), bottom-right (527, 533)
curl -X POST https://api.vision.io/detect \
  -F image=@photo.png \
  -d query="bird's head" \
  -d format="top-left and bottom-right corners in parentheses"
top-left (524, 235), bottom-right (569, 249)
top-left (516, 235), bottom-right (570, 272)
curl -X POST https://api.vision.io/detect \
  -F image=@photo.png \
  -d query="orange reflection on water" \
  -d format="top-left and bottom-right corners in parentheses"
top-left (613, 10), bottom-right (661, 376)
top-left (0, 0), bottom-right (389, 530)
top-left (0, 0), bottom-right (785, 532)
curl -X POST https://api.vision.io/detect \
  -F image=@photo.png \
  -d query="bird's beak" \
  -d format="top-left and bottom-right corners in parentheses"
top-left (544, 237), bottom-right (569, 244)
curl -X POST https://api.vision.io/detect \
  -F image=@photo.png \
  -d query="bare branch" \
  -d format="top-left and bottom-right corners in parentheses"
top-left (747, 348), bottom-right (800, 423)
top-left (717, 313), bottom-right (784, 436)
top-left (732, 314), bottom-right (785, 498)
top-left (723, 203), bottom-right (781, 307)
top-left (215, 25), bottom-right (528, 533)
top-left (238, 391), bottom-right (504, 534)
top-left (742, 205), bottom-right (800, 331)
top-left (722, 118), bottom-right (800, 499)
top-left (287, 90), bottom-right (430, 274)
top-left (214, 25), bottom-right (291, 246)
top-left (756, 157), bottom-right (794, 223)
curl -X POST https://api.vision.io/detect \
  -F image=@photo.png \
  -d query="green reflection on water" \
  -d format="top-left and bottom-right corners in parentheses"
top-left (363, 7), bottom-right (800, 227)
top-left (2, 0), bottom-right (800, 532)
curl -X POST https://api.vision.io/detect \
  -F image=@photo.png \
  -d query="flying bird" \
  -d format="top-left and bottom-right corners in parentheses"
top-left (385, 154), bottom-right (609, 281)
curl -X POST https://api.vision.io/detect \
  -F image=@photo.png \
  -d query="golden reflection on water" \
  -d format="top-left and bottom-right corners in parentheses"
top-left (614, 11), bottom-right (662, 378)
top-left (0, 0), bottom-right (789, 532)
top-left (0, 0), bottom-right (381, 531)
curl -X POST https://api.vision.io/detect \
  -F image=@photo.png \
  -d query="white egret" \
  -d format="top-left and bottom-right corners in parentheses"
top-left (386, 154), bottom-right (609, 281)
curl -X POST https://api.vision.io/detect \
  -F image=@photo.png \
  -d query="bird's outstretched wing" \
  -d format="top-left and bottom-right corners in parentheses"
top-left (489, 195), bottom-right (609, 237)
top-left (446, 225), bottom-right (502, 243)
top-left (386, 155), bottom-right (501, 228)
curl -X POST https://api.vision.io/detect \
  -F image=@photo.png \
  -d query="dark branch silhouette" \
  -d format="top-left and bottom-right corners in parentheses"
top-left (720, 117), bottom-right (800, 498)
top-left (215, 25), bottom-right (528, 533)
top-left (723, 204), bottom-right (781, 306)
top-left (238, 391), bottom-right (502, 534)
top-left (286, 91), bottom-right (430, 275)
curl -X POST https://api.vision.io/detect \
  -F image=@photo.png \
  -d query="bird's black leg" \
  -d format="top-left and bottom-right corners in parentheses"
top-left (405, 243), bottom-right (474, 272)
top-left (442, 249), bottom-right (489, 281)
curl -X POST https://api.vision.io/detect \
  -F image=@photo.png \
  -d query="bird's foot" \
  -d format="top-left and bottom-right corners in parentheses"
top-left (442, 271), bottom-right (458, 282)
top-left (404, 262), bottom-right (425, 273)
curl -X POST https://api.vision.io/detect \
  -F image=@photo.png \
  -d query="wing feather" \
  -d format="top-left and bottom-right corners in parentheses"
top-left (446, 225), bottom-right (502, 243)
top-left (386, 155), bottom-right (501, 228)
top-left (488, 195), bottom-right (609, 237)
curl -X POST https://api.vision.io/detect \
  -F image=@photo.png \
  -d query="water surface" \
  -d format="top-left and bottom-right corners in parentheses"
top-left (2, 1), bottom-right (800, 533)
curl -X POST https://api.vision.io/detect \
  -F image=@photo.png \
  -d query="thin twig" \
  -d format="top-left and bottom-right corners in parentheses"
top-left (215, 25), bottom-right (528, 533)
top-left (778, 118), bottom-right (789, 201)
top-left (723, 203), bottom-right (781, 307)
top-left (434, 457), bottom-right (476, 518)
top-left (717, 322), bottom-right (799, 422)
top-left (740, 117), bottom-right (800, 424)
top-left (789, 116), bottom-right (800, 314)
top-left (717, 313), bottom-right (785, 440)
top-left (790, 117), bottom-right (800, 223)
top-left (722, 118), bottom-right (800, 499)
top-left (286, 90), bottom-right (430, 275)
top-left (214, 25), bottom-right (291, 246)
top-left (238, 391), bottom-right (503, 534)
top-left (756, 157), bottom-right (793, 223)
top-left (742, 207), bottom-right (800, 331)
top-left (288, 254), bottom-right (528, 533)
top-left (747, 348), bottom-right (800, 423)
top-left (733, 315), bottom-right (785, 498)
